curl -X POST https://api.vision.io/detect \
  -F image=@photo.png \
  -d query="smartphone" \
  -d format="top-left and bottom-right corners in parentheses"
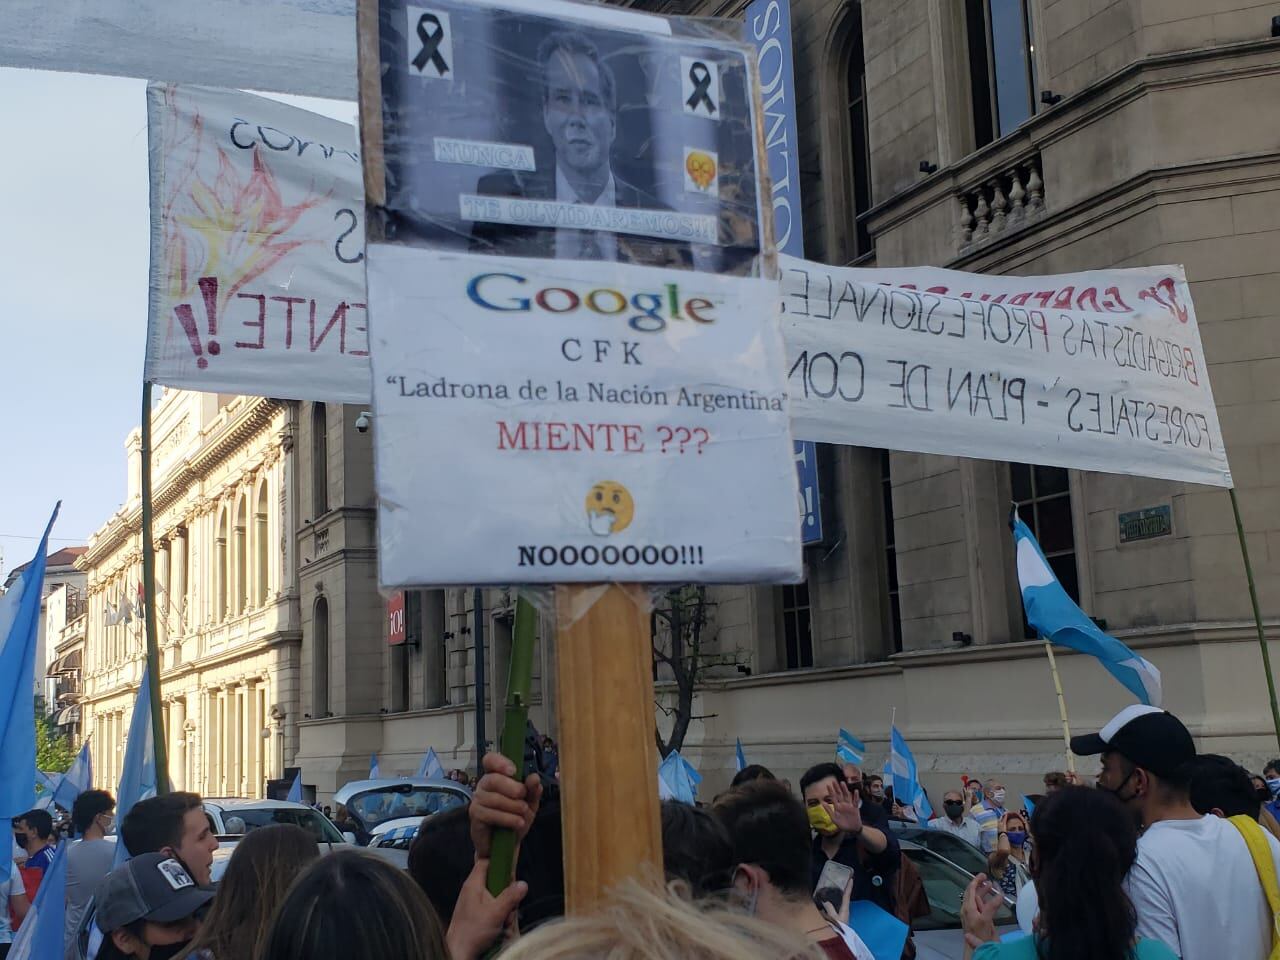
top-left (815, 859), bottom-right (855, 895)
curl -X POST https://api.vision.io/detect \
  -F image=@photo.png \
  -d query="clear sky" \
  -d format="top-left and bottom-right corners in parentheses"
top-left (0, 67), bottom-right (353, 581)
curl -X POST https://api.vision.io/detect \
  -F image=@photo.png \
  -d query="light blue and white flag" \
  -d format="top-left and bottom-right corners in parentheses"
top-left (1013, 515), bottom-right (1162, 705)
top-left (889, 726), bottom-right (933, 821)
top-left (0, 506), bottom-right (59, 844)
top-left (657, 749), bottom-right (699, 804)
top-left (287, 769), bottom-right (303, 803)
top-left (836, 728), bottom-right (865, 766)
top-left (113, 663), bottom-right (161, 867)
top-left (52, 739), bottom-right (94, 814)
top-left (34, 770), bottom-right (62, 809)
top-left (8, 839), bottom-right (67, 960)
top-left (734, 738), bottom-right (746, 773)
top-left (370, 753), bottom-right (380, 779)
top-left (416, 747), bottom-right (444, 779)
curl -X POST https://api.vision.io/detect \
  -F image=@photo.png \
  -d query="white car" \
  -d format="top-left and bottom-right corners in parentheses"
top-left (203, 797), bottom-right (351, 844)
top-left (333, 777), bottom-right (471, 846)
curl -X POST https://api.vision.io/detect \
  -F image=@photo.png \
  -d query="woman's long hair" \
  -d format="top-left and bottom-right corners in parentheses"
top-left (256, 849), bottom-right (448, 960)
top-left (177, 824), bottom-right (319, 960)
top-left (1030, 786), bottom-right (1139, 960)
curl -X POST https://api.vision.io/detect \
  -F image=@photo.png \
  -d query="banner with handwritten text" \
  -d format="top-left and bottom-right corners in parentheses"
top-left (781, 255), bottom-right (1231, 488)
top-left (145, 83), bottom-right (370, 402)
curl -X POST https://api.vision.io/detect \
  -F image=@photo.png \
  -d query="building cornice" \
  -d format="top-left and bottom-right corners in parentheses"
top-left (80, 397), bottom-right (285, 568)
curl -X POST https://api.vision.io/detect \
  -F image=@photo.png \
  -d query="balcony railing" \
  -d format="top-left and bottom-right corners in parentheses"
top-left (955, 153), bottom-right (1045, 250)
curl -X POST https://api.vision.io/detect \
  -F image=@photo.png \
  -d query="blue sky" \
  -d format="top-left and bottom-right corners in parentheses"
top-left (0, 68), bottom-right (351, 580)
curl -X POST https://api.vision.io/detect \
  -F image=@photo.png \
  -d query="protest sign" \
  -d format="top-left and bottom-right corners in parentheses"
top-left (145, 83), bottom-right (370, 403)
top-left (366, 248), bottom-right (802, 585)
top-left (781, 255), bottom-right (1231, 488)
top-left (363, 0), bottom-right (768, 275)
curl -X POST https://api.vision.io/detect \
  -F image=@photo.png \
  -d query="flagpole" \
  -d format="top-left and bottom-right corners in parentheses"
top-left (1042, 641), bottom-right (1074, 774)
top-left (140, 381), bottom-right (170, 795)
top-left (1230, 488), bottom-right (1280, 750)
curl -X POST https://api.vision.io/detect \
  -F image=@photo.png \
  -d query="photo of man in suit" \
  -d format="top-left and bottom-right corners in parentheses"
top-left (471, 30), bottom-right (691, 267)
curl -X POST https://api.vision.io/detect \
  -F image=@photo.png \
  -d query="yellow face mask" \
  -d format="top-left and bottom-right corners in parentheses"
top-left (807, 803), bottom-right (839, 836)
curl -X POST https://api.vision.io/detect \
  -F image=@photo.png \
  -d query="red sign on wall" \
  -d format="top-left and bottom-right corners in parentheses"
top-left (387, 590), bottom-right (406, 646)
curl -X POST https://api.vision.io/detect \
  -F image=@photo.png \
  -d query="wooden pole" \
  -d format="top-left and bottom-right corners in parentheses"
top-left (1230, 488), bottom-right (1280, 750)
top-left (556, 584), bottom-right (663, 912)
top-left (1042, 641), bottom-right (1074, 774)
top-left (140, 381), bottom-right (170, 794)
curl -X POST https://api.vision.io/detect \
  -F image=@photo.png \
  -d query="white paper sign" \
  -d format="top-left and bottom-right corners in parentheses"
top-left (145, 83), bottom-right (370, 403)
top-left (367, 247), bottom-right (802, 585)
top-left (781, 255), bottom-right (1231, 488)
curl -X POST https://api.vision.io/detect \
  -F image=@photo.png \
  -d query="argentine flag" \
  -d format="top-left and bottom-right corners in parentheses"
top-left (735, 738), bottom-right (746, 773)
top-left (889, 726), bottom-right (932, 820)
top-left (836, 728), bottom-right (865, 766)
top-left (416, 747), bottom-right (444, 779)
top-left (287, 769), bottom-right (303, 803)
top-left (52, 740), bottom-right (93, 814)
top-left (657, 749), bottom-right (701, 804)
top-left (1013, 515), bottom-right (1162, 705)
top-left (114, 663), bottom-right (162, 867)
top-left (370, 753), bottom-right (381, 779)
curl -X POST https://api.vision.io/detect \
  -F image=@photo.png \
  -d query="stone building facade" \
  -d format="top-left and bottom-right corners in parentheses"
top-left (611, 0), bottom-right (1280, 798)
top-left (79, 391), bottom-right (300, 798)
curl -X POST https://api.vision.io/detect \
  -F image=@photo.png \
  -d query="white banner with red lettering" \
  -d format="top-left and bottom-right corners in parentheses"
top-left (145, 83), bottom-right (370, 402)
top-left (781, 255), bottom-right (1231, 487)
top-left (366, 247), bottom-right (803, 585)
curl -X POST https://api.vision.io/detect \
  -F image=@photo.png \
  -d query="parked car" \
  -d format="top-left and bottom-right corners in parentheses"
top-left (899, 838), bottom-right (1018, 960)
top-left (203, 797), bottom-right (350, 844)
top-left (890, 824), bottom-right (989, 877)
top-left (332, 777), bottom-right (470, 845)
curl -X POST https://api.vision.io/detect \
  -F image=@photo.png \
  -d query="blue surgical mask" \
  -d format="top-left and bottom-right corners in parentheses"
top-left (1007, 830), bottom-right (1027, 847)
top-left (1267, 778), bottom-right (1280, 798)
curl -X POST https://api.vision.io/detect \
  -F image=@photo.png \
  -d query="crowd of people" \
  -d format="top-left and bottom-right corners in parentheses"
top-left (6, 703), bottom-right (1280, 960)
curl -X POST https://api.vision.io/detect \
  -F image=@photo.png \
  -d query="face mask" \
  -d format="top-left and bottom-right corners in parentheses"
top-left (1006, 830), bottom-right (1027, 846)
top-left (991, 789), bottom-right (1007, 805)
top-left (943, 801), bottom-right (965, 819)
top-left (148, 942), bottom-right (193, 960)
top-left (100, 815), bottom-right (116, 834)
top-left (807, 804), bottom-right (839, 836)
top-left (1267, 778), bottom-right (1280, 798)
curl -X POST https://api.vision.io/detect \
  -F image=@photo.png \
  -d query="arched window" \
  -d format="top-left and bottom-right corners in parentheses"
top-left (233, 492), bottom-right (248, 616)
top-left (843, 7), bottom-right (872, 258)
top-left (313, 597), bottom-right (330, 717)
top-left (312, 403), bottom-right (329, 517)
top-left (255, 481), bottom-right (269, 606)
top-left (215, 508), bottom-right (229, 622)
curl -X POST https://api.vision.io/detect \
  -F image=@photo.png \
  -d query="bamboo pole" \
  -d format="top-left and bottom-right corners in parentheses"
top-left (140, 381), bottom-right (170, 794)
top-left (1043, 641), bottom-right (1074, 774)
top-left (1230, 488), bottom-right (1280, 750)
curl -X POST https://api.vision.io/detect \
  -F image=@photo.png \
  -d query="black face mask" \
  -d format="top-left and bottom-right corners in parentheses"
top-left (148, 941), bottom-right (193, 960)
top-left (943, 801), bottom-right (965, 819)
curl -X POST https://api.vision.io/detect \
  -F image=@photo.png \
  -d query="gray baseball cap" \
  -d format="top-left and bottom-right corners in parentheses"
top-left (96, 853), bottom-right (215, 934)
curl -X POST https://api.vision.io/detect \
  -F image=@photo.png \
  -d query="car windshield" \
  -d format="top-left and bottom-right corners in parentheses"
top-left (216, 807), bottom-right (345, 844)
top-left (900, 830), bottom-right (988, 876)
top-left (904, 847), bottom-right (1015, 932)
top-left (349, 786), bottom-right (467, 828)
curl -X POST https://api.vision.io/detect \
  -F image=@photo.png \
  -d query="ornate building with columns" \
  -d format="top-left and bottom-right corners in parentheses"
top-left (79, 391), bottom-right (301, 797)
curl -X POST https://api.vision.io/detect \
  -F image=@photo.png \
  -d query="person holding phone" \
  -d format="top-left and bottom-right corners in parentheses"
top-left (960, 787), bottom-right (1176, 960)
top-left (800, 763), bottom-right (899, 917)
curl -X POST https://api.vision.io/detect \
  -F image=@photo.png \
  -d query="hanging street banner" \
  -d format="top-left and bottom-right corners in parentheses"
top-left (781, 255), bottom-right (1232, 488)
top-left (145, 83), bottom-right (371, 403)
top-left (366, 249), bottom-right (802, 585)
top-left (747, 0), bottom-right (823, 545)
top-left (2, 1), bottom-right (360, 100)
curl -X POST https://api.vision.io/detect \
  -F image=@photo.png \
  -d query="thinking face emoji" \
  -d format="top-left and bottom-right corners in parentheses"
top-left (585, 481), bottom-right (634, 536)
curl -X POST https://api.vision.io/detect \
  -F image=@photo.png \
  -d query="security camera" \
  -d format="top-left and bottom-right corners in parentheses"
top-left (355, 411), bottom-right (372, 433)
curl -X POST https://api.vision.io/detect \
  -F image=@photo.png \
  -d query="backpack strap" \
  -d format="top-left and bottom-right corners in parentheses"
top-left (1228, 814), bottom-right (1280, 959)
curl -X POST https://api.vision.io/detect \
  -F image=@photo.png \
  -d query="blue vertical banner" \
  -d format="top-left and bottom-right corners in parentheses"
top-left (748, 0), bottom-right (823, 545)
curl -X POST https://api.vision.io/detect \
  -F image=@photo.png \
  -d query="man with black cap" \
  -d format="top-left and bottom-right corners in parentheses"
top-left (94, 853), bottom-right (213, 960)
top-left (1073, 704), bottom-right (1280, 960)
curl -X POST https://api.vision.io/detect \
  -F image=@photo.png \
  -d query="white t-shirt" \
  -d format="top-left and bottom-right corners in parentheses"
top-left (1, 861), bottom-right (24, 944)
top-left (1125, 814), bottom-right (1280, 960)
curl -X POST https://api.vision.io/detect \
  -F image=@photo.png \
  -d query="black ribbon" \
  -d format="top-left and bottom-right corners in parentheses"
top-left (686, 62), bottom-right (715, 114)
top-left (412, 13), bottom-right (449, 75)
